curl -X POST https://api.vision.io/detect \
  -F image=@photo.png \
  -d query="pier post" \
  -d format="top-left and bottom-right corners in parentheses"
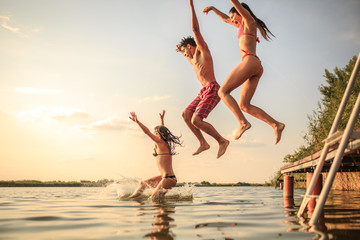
top-left (283, 175), bottom-right (294, 198)
top-left (283, 175), bottom-right (294, 208)
top-left (306, 173), bottom-right (323, 218)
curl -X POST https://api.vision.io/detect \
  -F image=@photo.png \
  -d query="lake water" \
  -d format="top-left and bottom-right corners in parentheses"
top-left (1, 182), bottom-right (360, 240)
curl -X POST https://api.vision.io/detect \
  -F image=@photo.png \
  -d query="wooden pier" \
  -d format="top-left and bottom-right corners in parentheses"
top-left (282, 53), bottom-right (360, 225)
top-left (280, 130), bottom-right (360, 175)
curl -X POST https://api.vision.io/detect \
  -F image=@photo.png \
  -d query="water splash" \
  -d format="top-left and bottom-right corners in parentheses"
top-left (108, 177), bottom-right (194, 201)
top-left (164, 183), bottom-right (194, 201)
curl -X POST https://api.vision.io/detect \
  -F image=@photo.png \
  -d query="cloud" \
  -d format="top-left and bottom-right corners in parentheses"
top-left (137, 95), bottom-right (171, 103)
top-left (232, 138), bottom-right (265, 147)
top-left (0, 15), bottom-right (28, 38)
top-left (16, 87), bottom-right (63, 95)
top-left (224, 130), bottom-right (265, 147)
top-left (51, 109), bottom-right (89, 121)
top-left (81, 117), bottom-right (128, 131)
top-left (80, 117), bottom-right (141, 136)
top-left (17, 106), bottom-right (89, 122)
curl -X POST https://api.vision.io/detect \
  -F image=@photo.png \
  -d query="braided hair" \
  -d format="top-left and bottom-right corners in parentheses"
top-left (230, 3), bottom-right (275, 41)
top-left (154, 125), bottom-right (183, 155)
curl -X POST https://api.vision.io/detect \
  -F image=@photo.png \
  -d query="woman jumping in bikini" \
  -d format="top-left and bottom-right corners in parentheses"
top-left (128, 110), bottom-right (183, 200)
top-left (203, 0), bottom-right (285, 144)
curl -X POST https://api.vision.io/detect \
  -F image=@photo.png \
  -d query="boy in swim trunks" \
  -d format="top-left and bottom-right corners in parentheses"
top-left (176, 0), bottom-right (229, 158)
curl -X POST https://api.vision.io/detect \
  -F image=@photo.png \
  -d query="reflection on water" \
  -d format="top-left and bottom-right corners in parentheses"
top-left (283, 189), bottom-right (360, 240)
top-left (143, 202), bottom-right (176, 240)
top-left (1, 186), bottom-right (360, 239)
top-left (322, 190), bottom-right (360, 239)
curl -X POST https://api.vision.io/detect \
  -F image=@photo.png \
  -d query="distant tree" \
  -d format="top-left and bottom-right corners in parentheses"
top-left (236, 182), bottom-right (251, 186)
top-left (200, 181), bottom-right (211, 185)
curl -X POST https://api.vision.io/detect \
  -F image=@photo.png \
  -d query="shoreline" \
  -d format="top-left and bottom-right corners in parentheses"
top-left (0, 180), bottom-right (264, 188)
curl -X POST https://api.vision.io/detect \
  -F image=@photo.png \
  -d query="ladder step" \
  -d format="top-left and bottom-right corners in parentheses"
top-left (323, 131), bottom-right (360, 145)
top-left (301, 194), bottom-right (320, 199)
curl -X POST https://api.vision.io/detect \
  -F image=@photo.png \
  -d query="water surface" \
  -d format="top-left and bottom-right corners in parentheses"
top-left (1, 184), bottom-right (360, 239)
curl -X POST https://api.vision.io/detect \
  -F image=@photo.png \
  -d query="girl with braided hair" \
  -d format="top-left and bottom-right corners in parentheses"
top-left (128, 110), bottom-right (182, 200)
top-left (203, 1), bottom-right (285, 144)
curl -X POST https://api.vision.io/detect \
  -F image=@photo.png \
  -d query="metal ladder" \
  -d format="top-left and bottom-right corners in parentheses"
top-left (297, 53), bottom-right (360, 225)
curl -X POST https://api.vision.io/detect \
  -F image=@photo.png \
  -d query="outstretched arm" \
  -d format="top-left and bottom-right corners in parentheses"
top-left (129, 112), bottom-right (162, 143)
top-left (203, 6), bottom-right (235, 26)
top-left (189, 0), bottom-right (207, 50)
top-left (159, 110), bottom-right (165, 126)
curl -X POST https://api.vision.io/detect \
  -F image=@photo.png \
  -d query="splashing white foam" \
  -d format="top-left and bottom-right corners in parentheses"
top-left (109, 177), bottom-right (194, 201)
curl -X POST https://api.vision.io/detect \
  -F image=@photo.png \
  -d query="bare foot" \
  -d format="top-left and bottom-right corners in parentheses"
top-left (128, 193), bottom-right (140, 199)
top-left (235, 122), bottom-right (251, 140)
top-left (274, 123), bottom-right (285, 144)
top-left (193, 143), bottom-right (210, 156)
top-left (217, 139), bottom-right (230, 159)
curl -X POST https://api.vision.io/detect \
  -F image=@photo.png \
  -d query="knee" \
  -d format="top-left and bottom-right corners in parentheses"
top-left (217, 87), bottom-right (228, 100)
top-left (182, 110), bottom-right (191, 122)
top-left (239, 102), bottom-right (251, 113)
top-left (191, 115), bottom-right (202, 127)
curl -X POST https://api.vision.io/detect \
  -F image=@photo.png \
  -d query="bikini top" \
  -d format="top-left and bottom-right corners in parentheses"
top-left (153, 148), bottom-right (172, 157)
top-left (237, 24), bottom-right (260, 43)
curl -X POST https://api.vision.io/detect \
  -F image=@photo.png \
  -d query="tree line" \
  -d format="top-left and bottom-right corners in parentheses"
top-left (0, 179), bottom-right (114, 187)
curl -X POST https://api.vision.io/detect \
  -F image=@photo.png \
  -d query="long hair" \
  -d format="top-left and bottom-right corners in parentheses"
top-left (154, 125), bottom-right (183, 155)
top-left (230, 3), bottom-right (275, 41)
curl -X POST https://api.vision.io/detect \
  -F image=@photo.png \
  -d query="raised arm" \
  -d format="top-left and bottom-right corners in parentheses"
top-left (159, 110), bottom-right (165, 126)
top-left (230, 0), bottom-right (254, 23)
top-left (203, 6), bottom-right (234, 26)
top-left (189, 0), bottom-right (207, 50)
top-left (129, 112), bottom-right (162, 144)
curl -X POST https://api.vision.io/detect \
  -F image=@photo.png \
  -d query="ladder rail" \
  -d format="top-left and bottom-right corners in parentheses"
top-left (309, 90), bottom-right (360, 225)
top-left (296, 144), bottom-right (330, 217)
top-left (297, 53), bottom-right (360, 218)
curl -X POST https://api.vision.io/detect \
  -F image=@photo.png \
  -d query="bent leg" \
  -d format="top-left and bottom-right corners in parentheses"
top-left (191, 115), bottom-right (229, 158)
top-left (182, 109), bottom-right (210, 155)
top-left (239, 66), bottom-right (285, 144)
top-left (129, 175), bottom-right (162, 198)
top-left (218, 62), bottom-right (254, 139)
top-left (151, 178), bottom-right (177, 200)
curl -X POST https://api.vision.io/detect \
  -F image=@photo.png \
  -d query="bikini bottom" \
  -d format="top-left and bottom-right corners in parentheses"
top-left (241, 50), bottom-right (260, 61)
top-left (163, 174), bottom-right (177, 182)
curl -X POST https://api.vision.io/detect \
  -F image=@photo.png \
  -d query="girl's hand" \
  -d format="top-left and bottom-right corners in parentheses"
top-left (129, 112), bottom-right (138, 123)
top-left (203, 6), bottom-right (213, 15)
top-left (159, 110), bottom-right (165, 120)
top-left (159, 110), bottom-right (165, 126)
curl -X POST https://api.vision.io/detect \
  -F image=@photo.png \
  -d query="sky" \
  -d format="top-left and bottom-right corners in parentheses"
top-left (0, 0), bottom-right (359, 183)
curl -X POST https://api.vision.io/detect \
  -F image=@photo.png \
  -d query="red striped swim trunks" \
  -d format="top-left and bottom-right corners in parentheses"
top-left (186, 81), bottom-right (221, 119)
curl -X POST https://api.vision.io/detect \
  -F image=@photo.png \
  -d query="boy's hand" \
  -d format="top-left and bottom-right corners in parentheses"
top-left (203, 6), bottom-right (213, 15)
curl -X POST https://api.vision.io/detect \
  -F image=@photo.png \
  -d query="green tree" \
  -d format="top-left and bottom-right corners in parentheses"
top-left (283, 55), bottom-right (359, 163)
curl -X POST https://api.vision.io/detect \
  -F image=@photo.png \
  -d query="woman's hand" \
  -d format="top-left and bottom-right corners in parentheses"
top-left (129, 112), bottom-right (138, 123)
top-left (203, 6), bottom-right (214, 15)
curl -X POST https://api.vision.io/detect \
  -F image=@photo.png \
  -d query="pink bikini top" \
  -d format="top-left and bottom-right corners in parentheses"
top-left (237, 24), bottom-right (260, 43)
